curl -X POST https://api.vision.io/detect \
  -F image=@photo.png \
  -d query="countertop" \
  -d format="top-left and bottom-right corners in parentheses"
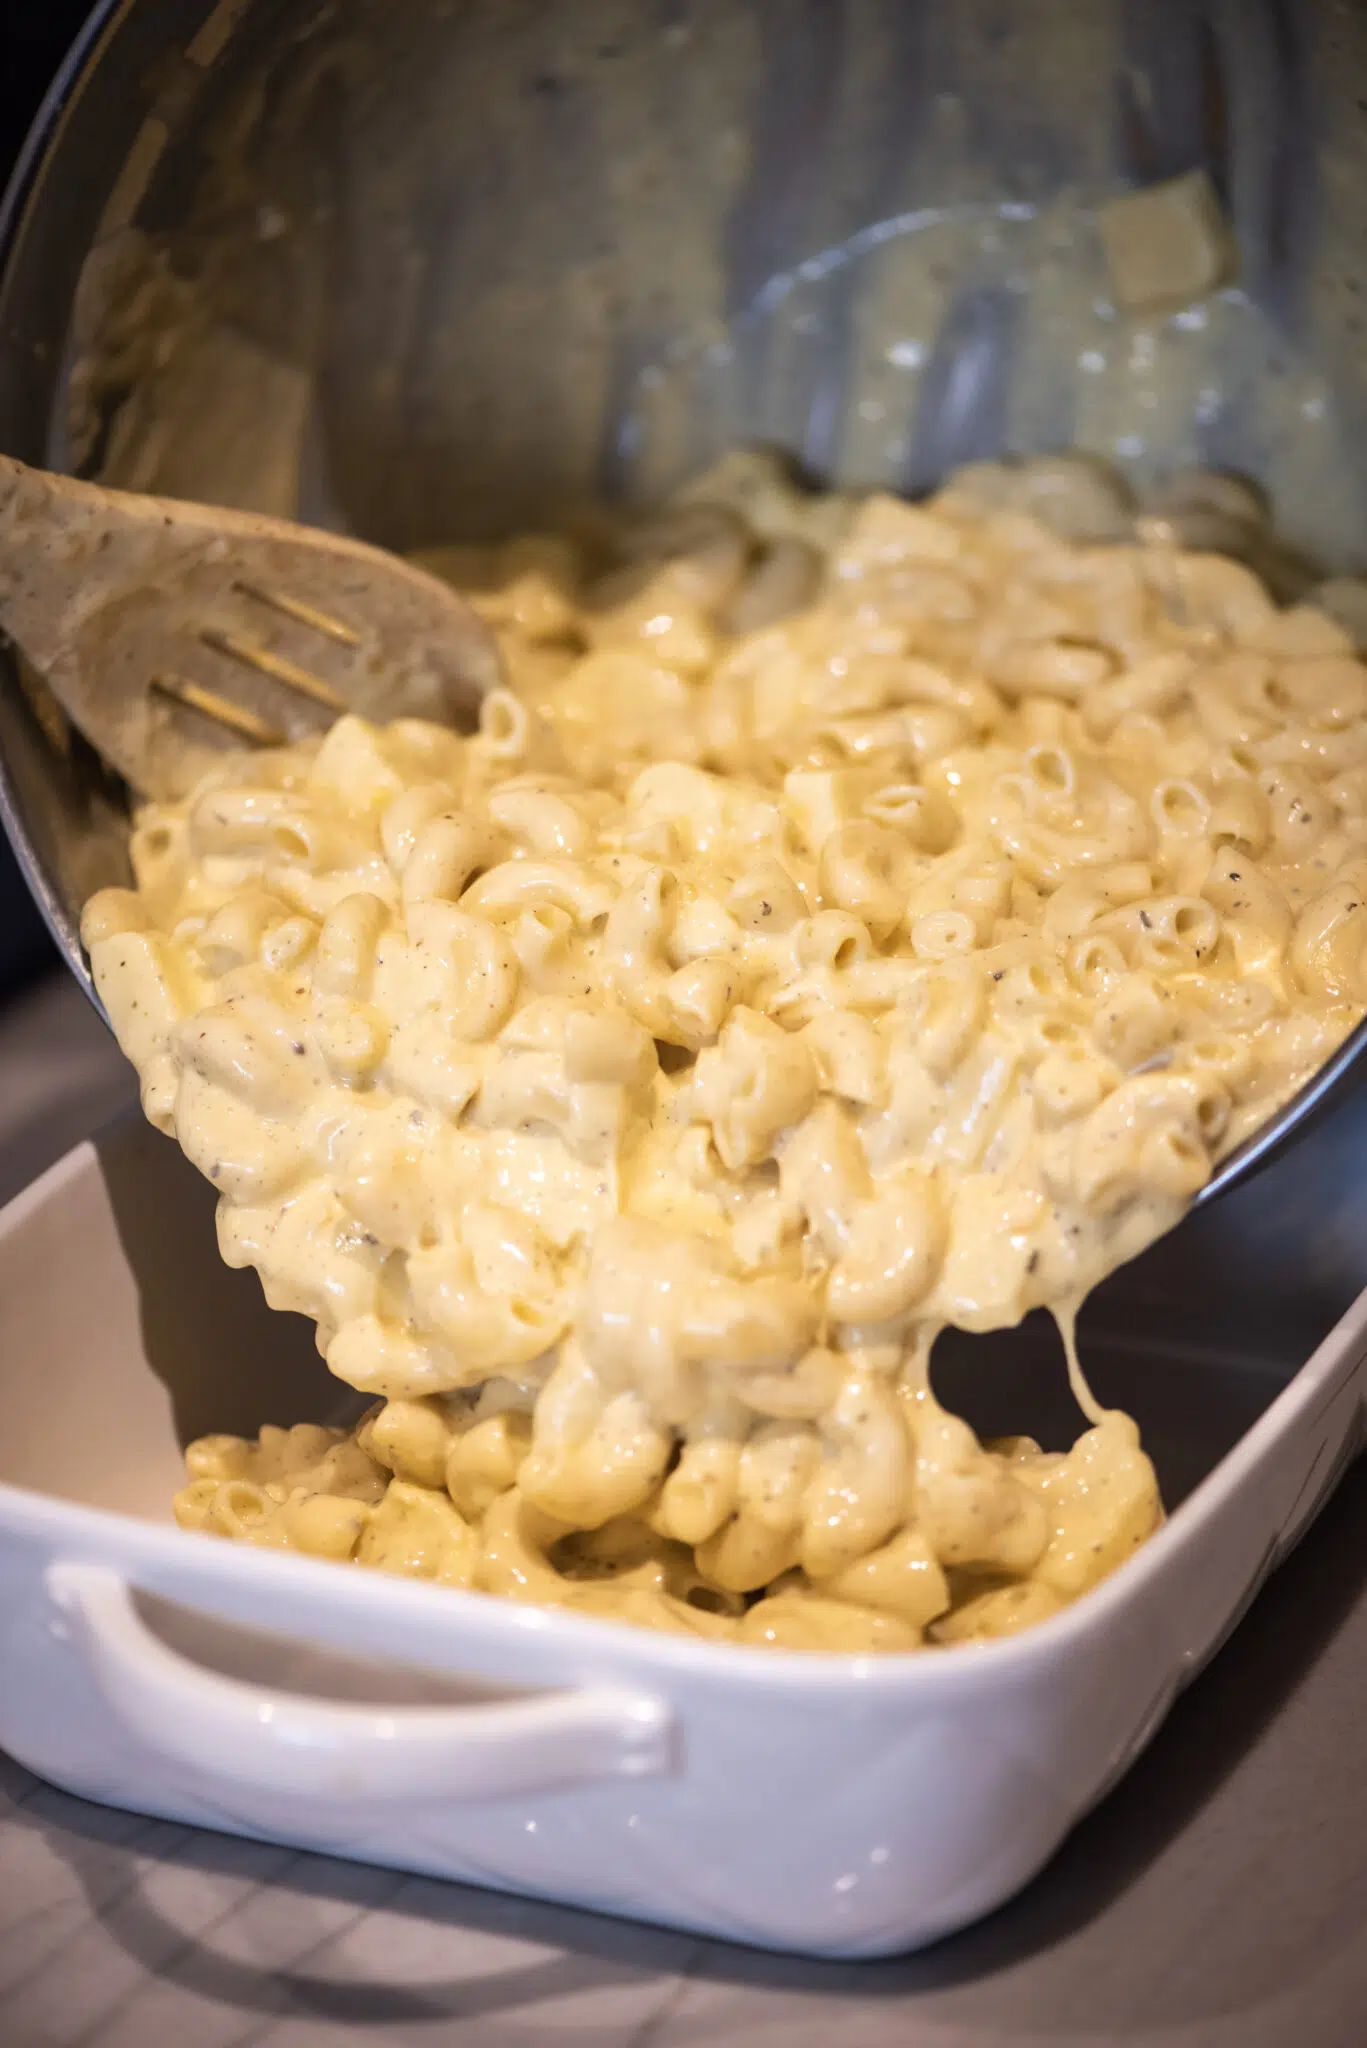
top-left (1, 973), bottom-right (1365, 2048)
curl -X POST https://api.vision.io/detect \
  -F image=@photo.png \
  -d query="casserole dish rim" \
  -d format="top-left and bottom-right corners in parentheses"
top-left (0, 1122), bottom-right (1358, 1701)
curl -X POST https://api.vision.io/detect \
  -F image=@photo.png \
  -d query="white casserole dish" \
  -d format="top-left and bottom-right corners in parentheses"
top-left (0, 1113), bottom-right (1363, 1960)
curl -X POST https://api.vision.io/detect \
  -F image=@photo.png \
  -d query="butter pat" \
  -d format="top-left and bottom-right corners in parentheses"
top-left (1098, 169), bottom-right (1235, 315)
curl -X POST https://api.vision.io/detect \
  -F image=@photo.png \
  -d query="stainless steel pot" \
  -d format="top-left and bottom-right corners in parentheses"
top-left (8, 0), bottom-right (1367, 970)
top-left (4, 0), bottom-right (1367, 1228)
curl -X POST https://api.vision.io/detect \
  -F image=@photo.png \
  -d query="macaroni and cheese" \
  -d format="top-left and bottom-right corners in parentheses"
top-left (82, 451), bottom-right (1367, 1650)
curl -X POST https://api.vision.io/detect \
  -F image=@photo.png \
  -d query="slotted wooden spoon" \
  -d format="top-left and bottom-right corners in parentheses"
top-left (0, 453), bottom-right (500, 803)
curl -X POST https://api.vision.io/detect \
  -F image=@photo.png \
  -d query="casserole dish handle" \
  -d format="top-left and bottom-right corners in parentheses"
top-left (47, 1563), bottom-right (673, 1800)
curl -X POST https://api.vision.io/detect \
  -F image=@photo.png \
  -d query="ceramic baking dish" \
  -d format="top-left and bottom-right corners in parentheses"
top-left (0, 1109), bottom-right (1364, 1960)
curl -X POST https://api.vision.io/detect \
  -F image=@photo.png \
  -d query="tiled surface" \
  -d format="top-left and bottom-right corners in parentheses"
top-left (1, 973), bottom-right (1365, 2046)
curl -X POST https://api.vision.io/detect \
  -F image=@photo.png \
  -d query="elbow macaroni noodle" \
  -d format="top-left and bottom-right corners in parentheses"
top-left (83, 451), bottom-right (1367, 1651)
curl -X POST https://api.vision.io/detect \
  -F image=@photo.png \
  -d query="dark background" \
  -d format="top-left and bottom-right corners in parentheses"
top-left (0, 0), bottom-right (97, 997)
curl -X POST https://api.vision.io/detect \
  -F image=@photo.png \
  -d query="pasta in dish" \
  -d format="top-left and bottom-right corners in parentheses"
top-left (83, 451), bottom-right (1367, 1650)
